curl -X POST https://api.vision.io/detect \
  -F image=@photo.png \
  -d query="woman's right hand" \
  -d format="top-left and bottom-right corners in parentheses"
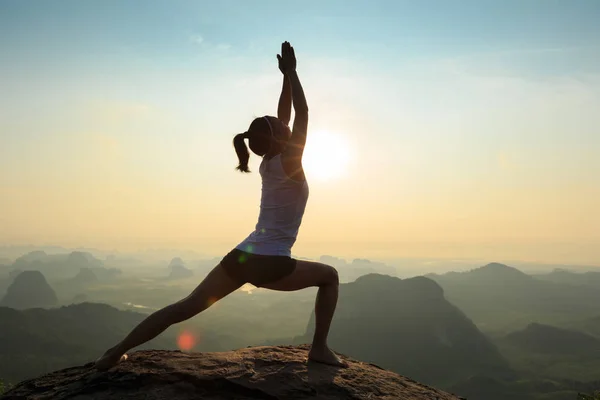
top-left (277, 41), bottom-right (296, 74)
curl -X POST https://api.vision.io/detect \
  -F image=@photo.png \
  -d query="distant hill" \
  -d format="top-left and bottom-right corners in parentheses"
top-left (168, 265), bottom-right (194, 280)
top-left (69, 268), bottom-right (98, 285)
top-left (8, 251), bottom-right (119, 281)
top-left (448, 374), bottom-right (600, 400)
top-left (0, 270), bottom-right (58, 309)
top-left (167, 257), bottom-right (194, 280)
top-left (296, 273), bottom-right (512, 388)
top-left (427, 262), bottom-right (534, 285)
top-left (534, 269), bottom-right (600, 288)
top-left (0, 303), bottom-right (175, 384)
top-left (502, 323), bottom-right (600, 355)
top-left (491, 323), bottom-right (600, 385)
top-left (71, 293), bottom-right (89, 304)
top-left (566, 315), bottom-right (600, 339)
top-left (318, 255), bottom-right (397, 282)
top-left (426, 263), bottom-right (600, 334)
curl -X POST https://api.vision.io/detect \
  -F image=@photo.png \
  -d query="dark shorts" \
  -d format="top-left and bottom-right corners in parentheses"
top-left (220, 248), bottom-right (297, 287)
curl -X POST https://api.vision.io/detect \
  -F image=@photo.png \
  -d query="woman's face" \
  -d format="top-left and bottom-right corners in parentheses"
top-left (248, 116), bottom-right (292, 156)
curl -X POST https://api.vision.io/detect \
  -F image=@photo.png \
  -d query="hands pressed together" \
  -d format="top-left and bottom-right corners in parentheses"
top-left (277, 41), bottom-right (296, 74)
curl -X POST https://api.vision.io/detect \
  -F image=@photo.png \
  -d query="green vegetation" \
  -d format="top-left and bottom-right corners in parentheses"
top-left (0, 379), bottom-right (11, 395)
top-left (578, 392), bottom-right (600, 400)
top-left (3, 252), bottom-right (600, 400)
top-left (0, 303), bottom-right (176, 384)
top-left (427, 263), bottom-right (600, 334)
top-left (296, 274), bottom-right (511, 388)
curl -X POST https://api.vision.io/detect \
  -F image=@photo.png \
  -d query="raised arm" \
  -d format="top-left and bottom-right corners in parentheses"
top-left (279, 42), bottom-right (308, 181)
top-left (277, 68), bottom-right (292, 126)
top-left (287, 69), bottom-right (308, 149)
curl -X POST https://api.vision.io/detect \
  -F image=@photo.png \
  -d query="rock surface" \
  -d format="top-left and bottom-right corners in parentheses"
top-left (1, 345), bottom-right (462, 399)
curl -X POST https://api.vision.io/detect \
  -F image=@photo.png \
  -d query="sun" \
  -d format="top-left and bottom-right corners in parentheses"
top-left (302, 130), bottom-right (351, 181)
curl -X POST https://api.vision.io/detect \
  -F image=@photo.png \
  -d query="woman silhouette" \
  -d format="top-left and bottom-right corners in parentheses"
top-left (95, 41), bottom-right (346, 369)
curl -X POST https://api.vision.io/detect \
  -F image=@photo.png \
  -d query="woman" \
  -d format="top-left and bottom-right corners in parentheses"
top-left (95, 41), bottom-right (346, 370)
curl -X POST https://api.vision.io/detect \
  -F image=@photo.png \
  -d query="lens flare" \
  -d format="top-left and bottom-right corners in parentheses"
top-left (177, 330), bottom-right (197, 351)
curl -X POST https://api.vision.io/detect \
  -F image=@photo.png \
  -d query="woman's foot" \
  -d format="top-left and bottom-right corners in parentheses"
top-left (95, 347), bottom-right (128, 371)
top-left (308, 345), bottom-right (348, 368)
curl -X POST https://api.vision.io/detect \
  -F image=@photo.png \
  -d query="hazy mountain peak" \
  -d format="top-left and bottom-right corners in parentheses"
top-left (0, 270), bottom-right (58, 309)
top-left (168, 257), bottom-right (185, 268)
top-left (469, 262), bottom-right (532, 281)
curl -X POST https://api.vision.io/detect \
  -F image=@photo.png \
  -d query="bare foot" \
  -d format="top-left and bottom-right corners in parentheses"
top-left (308, 346), bottom-right (348, 368)
top-left (95, 349), bottom-right (128, 371)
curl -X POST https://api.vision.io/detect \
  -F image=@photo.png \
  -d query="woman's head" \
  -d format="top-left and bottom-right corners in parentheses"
top-left (233, 116), bottom-right (291, 173)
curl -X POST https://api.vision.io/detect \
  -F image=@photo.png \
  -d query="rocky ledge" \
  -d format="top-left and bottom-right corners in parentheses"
top-left (1, 345), bottom-right (463, 399)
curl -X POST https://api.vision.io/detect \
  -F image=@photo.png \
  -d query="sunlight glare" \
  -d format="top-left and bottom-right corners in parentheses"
top-left (302, 130), bottom-right (351, 181)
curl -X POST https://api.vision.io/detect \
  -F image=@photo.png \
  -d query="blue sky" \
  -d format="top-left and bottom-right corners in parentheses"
top-left (1, 1), bottom-right (599, 263)
top-left (2, 0), bottom-right (599, 65)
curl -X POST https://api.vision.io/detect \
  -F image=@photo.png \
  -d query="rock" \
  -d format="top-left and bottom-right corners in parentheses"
top-left (1, 345), bottom-right (462, 399)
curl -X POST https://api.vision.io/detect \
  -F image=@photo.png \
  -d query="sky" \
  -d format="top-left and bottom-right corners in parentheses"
top-left (1, 0), bottom-right (599, 264)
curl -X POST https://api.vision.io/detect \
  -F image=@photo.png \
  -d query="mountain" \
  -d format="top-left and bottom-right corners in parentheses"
top-left (1, 346), bottom-right (463, 400)
top-left (13, 250), bottom-right (47, 264)
top-left (448, 374), bottom-right (600, 400)
top-left (8, 251), bottom-right (114, 281)
top-left (167, 258), bottom-right (193, 280)
top-left (168, 265), bottom-right (194, 279)
top-left (297, 273), bottom-right (511, 389)
top-left (0, 270), bottom-right (58, 309)
top-left (535, 269), bottom-right (600, 288)
top-left (427, 263), bottom-right (600, 334)
top-left (492, 323), bottom-right (600, 385)
top-left (0, 303), bottom-right (174, 384)
top-left (71, 293), bottom-right (89, 304)
top-left (318, 255), bottom-right (397, 283)
top-left (502, 323), bottom-right (600, 355)
top-left (427, 262), bottom-right (534, 285)
top-left (168, 257), bottom-right (185, 268)
top-left (69, 268), bottom-right (98, 285)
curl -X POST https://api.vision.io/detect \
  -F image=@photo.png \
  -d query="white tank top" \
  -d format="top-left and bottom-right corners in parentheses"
top-left (236, 154), bottom-right (309, 257)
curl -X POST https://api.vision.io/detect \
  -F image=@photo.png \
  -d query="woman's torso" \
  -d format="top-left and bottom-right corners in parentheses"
top-left (235, 154), bottom-right (309, 257)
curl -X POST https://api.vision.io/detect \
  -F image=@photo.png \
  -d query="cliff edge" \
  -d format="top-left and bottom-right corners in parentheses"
top-left (2, 345), bottom-right (463, 399)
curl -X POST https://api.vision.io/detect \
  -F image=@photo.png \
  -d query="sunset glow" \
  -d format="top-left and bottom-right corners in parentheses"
top-left (302, 130), bottom-right (352, 181)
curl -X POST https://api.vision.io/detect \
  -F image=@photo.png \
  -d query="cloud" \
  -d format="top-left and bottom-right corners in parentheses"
top-left (187, 34), bottom-right (231, 52)
top-left (189, 34), bottom-right (204, 45)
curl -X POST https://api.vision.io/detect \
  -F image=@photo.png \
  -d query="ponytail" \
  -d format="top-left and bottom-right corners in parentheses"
top-left (233, 133), bottom-right (250, 173)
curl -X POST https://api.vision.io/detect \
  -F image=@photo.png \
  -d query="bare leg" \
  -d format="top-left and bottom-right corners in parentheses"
top-left (95, 264), bottom-right (242, 370)
top-left (260, 260), bottom-right (347, 367)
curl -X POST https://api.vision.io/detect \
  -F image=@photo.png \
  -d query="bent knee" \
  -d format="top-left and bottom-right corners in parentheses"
top-left (321, 264), bottom-right (339, 286)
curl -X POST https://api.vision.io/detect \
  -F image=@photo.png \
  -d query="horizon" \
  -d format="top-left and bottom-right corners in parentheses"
top-left (1, 243), bottom-right (599, 272)
top-left (1, 0), bottom-right (599, 266)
